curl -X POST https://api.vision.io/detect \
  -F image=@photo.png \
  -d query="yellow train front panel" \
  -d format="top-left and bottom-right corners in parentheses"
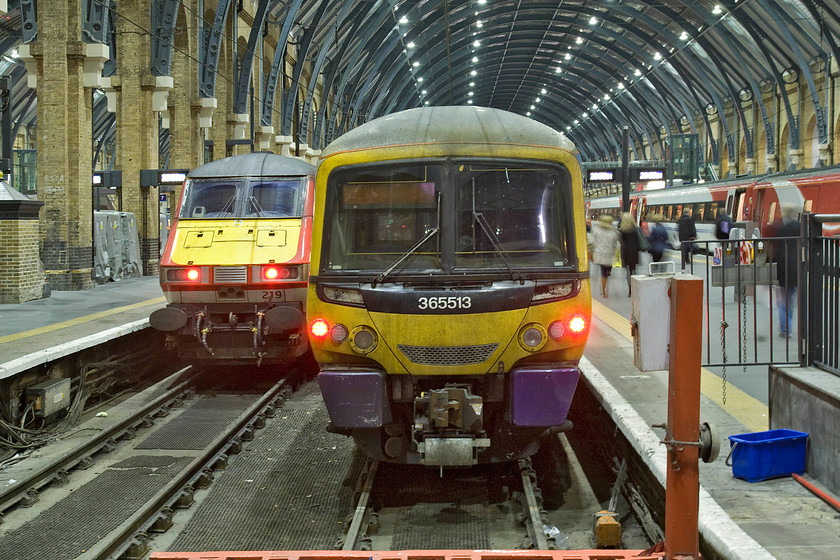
top-left (150, 152), bottom-right (316, 366)
top-left (307, 107), bottom-right (591, 465)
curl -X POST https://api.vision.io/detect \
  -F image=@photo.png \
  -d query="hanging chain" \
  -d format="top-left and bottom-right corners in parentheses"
top-left (742, 285), bottom-right (749, 376)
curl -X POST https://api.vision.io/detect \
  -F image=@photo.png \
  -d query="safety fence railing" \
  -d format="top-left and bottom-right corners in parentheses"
top-left (686, 213), bottom-right (840, 376)
top-left (687, 233), bottom-right (800, 370)
top-left (804, 214), bottom-right (840, 376)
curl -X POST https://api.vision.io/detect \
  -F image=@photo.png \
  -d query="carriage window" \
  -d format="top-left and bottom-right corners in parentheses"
top-left (693, 203), bottom-right (705, 222)
top-left (767, 202), bottom-right (777, 225)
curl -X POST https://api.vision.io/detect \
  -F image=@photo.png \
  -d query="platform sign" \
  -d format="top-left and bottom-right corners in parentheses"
top-left (634, 168), bottom-right (665, 181)
top-left (587, 169), bottom-right (617, 183)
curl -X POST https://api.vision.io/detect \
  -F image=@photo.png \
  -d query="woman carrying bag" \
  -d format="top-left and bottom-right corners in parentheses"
top-left (588, 214), bottom-right (620, 298)
top-left (619, 212), bottom-right (647, 296)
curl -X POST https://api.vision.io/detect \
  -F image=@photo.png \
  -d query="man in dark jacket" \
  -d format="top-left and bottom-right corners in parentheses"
top-left (677, 210), bottom-right (697, 269)
top-left (774, 203), bottom-right (800, 338)
top-left (715, 211), bottom-right (733, 240)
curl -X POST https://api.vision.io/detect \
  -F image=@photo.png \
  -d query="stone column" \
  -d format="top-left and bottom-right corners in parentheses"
top-left (111, 2), bottom-right (162, 275)
top-left (167, 3), bottom-right (202, 213)
top-left (20, 1), bottom-right (97, 291)
top-left (0, 183), bottom-right (45, 303)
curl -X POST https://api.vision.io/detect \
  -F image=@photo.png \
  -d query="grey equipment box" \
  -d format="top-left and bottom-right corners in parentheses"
top-left (26, 378), bottom-right (71, 417)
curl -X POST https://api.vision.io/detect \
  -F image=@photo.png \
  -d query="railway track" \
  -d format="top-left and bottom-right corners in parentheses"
top-left (0, 367), bottom-right (198, 516)
top-left (0, 368), bottom-right (295, 560)
top-left (1, 373), bottom-right (656, 558)
top-left (339, 456), bottom-right (562, 551)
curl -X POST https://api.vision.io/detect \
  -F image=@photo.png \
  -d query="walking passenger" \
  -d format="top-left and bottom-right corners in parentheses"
top-left (648, 214), bottom-right (669, 263)
top-left (588, 214), bottom-right (620, 298)
top-left (678, 210), bottom-right (697, 270)
top-left (774, 203), bottom-right (800, 338)
top-left (619, 212), bottom-right (642, 296)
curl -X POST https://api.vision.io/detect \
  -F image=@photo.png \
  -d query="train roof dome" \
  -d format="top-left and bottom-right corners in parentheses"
top-left (320, 106), bottom-right (576, 158)
top-left (188, 151), bottom-right (314, 178)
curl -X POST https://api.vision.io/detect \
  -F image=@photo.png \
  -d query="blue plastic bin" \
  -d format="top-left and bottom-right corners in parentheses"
top-left (727, 429), bottom-right (808, 483)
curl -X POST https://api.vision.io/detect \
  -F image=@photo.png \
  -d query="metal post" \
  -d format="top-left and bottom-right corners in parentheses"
top-left (621, 126), bottom-right (630, 213)
top-left (664, 274), bottom-right (703, 560)
top-left (803, 212), bottom-right (817, 367)
top-left (0, 77), bottom-right (12, 182)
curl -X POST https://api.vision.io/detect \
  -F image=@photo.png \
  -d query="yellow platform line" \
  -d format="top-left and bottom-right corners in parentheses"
top-left (591, 298), bottom-right (768, 432)
top-left (0, 297), bottom-right (166, 344)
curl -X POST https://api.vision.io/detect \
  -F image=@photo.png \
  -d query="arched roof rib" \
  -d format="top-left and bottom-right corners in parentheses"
top-left (0, 0), bottom-right (839, 163)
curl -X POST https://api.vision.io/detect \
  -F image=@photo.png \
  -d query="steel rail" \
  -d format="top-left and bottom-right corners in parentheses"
top-left (88, 376), bottom-right (291, 560)
top-left (0, 366), bottom-right (196, 514)
top-left (518, 458), bottom-right (550, 550)
top-left (342, 458), bottom-right (379, 551)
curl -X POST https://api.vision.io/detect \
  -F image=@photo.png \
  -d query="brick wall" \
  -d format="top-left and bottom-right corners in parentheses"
top-left (0, 219), bottom-right (45, 303)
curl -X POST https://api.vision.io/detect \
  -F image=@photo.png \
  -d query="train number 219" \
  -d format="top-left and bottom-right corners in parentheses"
top-left (262, 290), bottom-right (284, 300)
top-left (417, 296), bottom-right (471, 310)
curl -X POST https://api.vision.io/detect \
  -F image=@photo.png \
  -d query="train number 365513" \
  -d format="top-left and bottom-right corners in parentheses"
top-left (417, 296), bottom-right (471, 310)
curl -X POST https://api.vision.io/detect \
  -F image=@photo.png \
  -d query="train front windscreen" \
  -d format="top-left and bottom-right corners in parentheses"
top-left (321, 160), bottom-right (573, 275)
top-left (179, 177), bottom-right (308, 219)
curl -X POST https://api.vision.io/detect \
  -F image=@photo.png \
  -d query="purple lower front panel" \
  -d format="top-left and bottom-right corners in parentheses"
top-left (317, 369), bottom-right (391, 428)
top-left (510, 366), bottom-right (580, 427)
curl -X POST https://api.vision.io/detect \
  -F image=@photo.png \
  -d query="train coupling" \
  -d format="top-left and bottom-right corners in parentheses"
top-left (418, 436), bottom-right (491, 467)
top-left (414, 385), bottom-right (489, 466)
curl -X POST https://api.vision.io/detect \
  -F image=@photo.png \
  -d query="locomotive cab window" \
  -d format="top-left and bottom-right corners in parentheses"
top-left (247, 180), bottom-right (306, 217)
top-left (180, 177), bottom-right (307, 219)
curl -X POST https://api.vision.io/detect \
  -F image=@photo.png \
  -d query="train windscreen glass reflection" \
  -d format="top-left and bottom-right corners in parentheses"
top-left (324, 161), bottom-right (571, 272)
top-left (180, 178), bottom-right (306, 218)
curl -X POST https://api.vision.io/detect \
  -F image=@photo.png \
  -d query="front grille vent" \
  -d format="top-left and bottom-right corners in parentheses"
top-left (214, 266), bottom-right (248, 283)
top-left (397, 343), bottom-right (499, 366)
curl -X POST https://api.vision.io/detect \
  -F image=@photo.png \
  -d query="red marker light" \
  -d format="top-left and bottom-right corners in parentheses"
top-left (186, 268), bottom-right (200, 281)
top-left (311, 318), bottom-right (329, 339)
top-left (569, 315), bottom-right (586, 333)
top-left (264, 266), bottom-right (279, 280)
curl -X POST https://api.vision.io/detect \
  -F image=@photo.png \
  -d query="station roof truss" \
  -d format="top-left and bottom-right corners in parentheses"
top-left (0, 0), bottom-right (838, 165)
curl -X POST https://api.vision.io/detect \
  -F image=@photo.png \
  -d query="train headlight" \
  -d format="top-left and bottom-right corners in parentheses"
top-left (548, 321), bottom-right (567, 340)
top-left (350, 326), bottom-right (378, 354)
top-left (310, 318), bottom-right (329, 339)
top-left (330, 323), bottom-right (349, 343)
top-left (518, 323), bottom-right (547, 351)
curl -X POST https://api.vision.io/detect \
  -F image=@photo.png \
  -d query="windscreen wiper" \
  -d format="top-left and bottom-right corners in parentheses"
top-left (218, 194), bottom-right (237, 216)
top-left (473, 211), bottom-right (523, 284)
top-left (249, 196), bottom-right (265, 217)
top-left (374, 192), bottom-right (441, 286)
top-left (373, 227), bottom-right (439, 286)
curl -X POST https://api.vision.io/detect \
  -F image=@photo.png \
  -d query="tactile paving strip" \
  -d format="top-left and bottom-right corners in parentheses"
top-left (0, 456), bottom-right (191, 560)
top-left (167, 382), bottom-right (360, 551)
top-left (136, 394), bottom-right (258, 450)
